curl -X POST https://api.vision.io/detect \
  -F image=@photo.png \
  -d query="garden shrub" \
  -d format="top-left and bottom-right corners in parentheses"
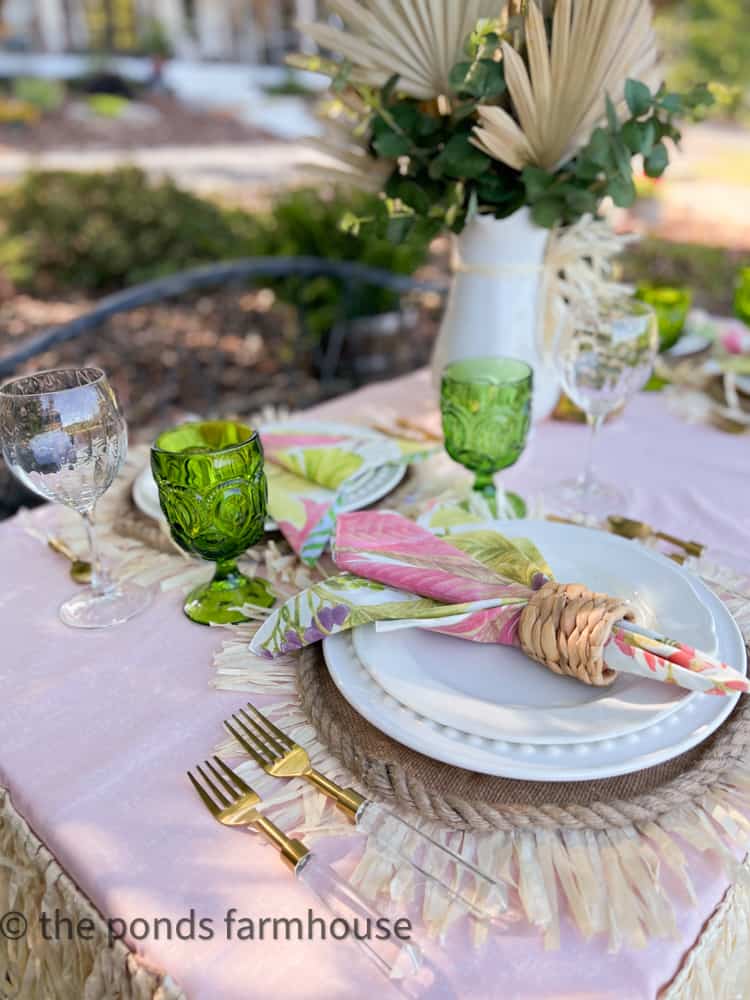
top-left (0, 167), bottom-right (261, 294)
top-left (0, 169), bottom-right (432, 335)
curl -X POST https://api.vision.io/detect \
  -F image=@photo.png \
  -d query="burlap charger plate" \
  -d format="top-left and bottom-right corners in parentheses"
top-left (297, 645), bottom-right (750, 833)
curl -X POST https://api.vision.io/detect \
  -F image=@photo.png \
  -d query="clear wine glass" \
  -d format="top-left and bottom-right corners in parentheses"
top-left (543, 297), bottom-right (658, 518)
top-left (0, 367), bottom-right (152, 628)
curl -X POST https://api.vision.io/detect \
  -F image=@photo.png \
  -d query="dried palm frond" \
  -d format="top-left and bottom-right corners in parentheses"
top-left (297, 0), bottom-right (502, 100)
top-left (474, 0), bottom-right (662, 171)
top-left (543, 214), bottom-right (637, 349)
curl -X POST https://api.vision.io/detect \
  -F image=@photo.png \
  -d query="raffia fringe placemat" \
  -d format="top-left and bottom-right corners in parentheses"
top-left (296, 645), bottom-right (750, 833)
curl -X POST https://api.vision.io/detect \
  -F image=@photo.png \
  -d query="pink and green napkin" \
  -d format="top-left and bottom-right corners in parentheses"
top-left (252, 511), bottom-right (748, 697)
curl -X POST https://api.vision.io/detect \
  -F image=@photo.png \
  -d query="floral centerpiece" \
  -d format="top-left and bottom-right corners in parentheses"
top-left (292, 1), bottom-right (714, 418)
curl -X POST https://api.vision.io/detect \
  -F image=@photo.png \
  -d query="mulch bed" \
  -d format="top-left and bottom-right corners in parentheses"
top-left (0, 94), bottom-right (276, 154)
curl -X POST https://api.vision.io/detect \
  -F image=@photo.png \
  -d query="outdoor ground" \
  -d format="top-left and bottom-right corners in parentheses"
top-left (0, 93), bottom-right (273, 154)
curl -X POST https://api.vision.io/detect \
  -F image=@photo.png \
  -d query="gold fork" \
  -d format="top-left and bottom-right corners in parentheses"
top-left (548, 514), bottom-right (750, 601)
top-left (547, 513), bottom-right (704, 556)
top-left (188, 756), bottom-right (420, 980)
top-left (224, 704), bottom-right (507, 921)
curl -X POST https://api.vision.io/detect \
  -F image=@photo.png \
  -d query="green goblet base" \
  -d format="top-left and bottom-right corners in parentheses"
top-left (184, 565), bottom-right (275, 626)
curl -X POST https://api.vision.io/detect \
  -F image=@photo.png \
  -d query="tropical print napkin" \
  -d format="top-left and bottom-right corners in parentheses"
top-left (252, 510), bottom-right (748, 697)
top-left (260, 426), bottom-right (433, 565)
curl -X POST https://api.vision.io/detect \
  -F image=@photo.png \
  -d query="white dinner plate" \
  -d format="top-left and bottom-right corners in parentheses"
top-left (133, 421), bottom-right (407, 529)
top-left (323, 522), bottom-right (746, 781)
top-left (353, 520), bottom-right (716, 745)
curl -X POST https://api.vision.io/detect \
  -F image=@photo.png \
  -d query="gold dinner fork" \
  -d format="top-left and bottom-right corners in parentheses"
top-left (224, 704), bottom-right (507, 921)
top-left (187, 757), bottom-right (420, 981)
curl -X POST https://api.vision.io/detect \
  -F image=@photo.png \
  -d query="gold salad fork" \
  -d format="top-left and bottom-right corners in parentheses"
top-left (224, 704), bottom-right (507, 920)
top-left (188, 757), bottom-right (420, 981)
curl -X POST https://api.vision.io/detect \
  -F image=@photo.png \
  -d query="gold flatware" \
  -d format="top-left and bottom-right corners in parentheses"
top-left (188, 756), bottom-right (420, 979)
top-left (225, 703), bottom-right (506, 920)
top-left (395, 417), bottom-right (442, 442)
top-left (606, 516), bottom-right (704, 558)
top-left (188, 756), bottom-right (306, 868)
top-left (368, 420), bottom-right (439, 444)
top-left (547, 514), bottom-right (704, 558)
top-left (47, 537), bottom-right (93, 585)
top-left (548, 515), bottom-right (750, 602)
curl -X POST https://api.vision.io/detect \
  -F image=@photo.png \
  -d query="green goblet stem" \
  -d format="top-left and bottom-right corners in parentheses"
top-left (472, 472), bottom-right (498, 512)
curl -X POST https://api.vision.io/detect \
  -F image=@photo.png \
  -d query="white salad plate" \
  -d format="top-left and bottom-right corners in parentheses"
top-left (132, 421), bottom-right (407, 528)
top-left (324, 521), bottom-right (746, 781)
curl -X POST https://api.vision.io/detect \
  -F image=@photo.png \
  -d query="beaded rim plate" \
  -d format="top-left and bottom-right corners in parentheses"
top-left (133, 422), bottom-right (406, 530)
top-left (324, 523), bottom-right (747, 781)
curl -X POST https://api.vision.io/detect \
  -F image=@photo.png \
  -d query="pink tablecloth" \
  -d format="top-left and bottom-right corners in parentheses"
top-left (1, 372), bottom-right (749, 1000)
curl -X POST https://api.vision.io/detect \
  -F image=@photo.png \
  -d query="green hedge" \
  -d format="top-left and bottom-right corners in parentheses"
top-left (0, 168), bottom-right (431, 336)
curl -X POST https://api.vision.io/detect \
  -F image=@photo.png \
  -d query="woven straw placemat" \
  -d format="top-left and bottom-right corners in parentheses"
top-left (296, 645), bottom-right (750, 833)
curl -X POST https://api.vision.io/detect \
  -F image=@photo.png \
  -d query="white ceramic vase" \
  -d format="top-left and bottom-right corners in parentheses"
top-left (431, 208), bottom-right (560, 421)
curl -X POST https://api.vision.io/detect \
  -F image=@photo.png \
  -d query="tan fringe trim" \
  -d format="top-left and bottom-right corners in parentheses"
top-left (662, 856), bottom-right (750, 999)
top-left (0, 787), bottom-right (185, 1000)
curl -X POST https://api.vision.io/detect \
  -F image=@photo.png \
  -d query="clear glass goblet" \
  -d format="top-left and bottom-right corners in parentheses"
top-left (543, 297), bottom-right (658, 518)
top-left (0, 367), bottom-right (153, 628)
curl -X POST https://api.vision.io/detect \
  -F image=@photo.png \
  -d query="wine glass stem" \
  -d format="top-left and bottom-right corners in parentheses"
top-left (581, 414), bottom-right (604, 501)
top-left (82, 510), bottom-right (111, 595)
top-left (214, 559), bottom-right (239, 582)
top-left (473, 473), bottom-right (497, 514)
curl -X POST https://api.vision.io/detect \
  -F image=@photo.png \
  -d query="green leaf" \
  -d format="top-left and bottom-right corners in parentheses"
top-left (372, 129), bottom-right (412, 158)
top-left (531, 197), bottom-right (566, 229)
top-left (432, 133), bottom-right (490, 180)
top-left (522, 166), bottom-right (554, 200)
top-left (641, 120), bottom-right (656, 157)
top-left (449, 61), bottom-right (472, 92)
top-left (587, 128), bottom-right (611, 167)
top-left (606, 95), bottom-right (620, 133)
top-left (625, 79), bottom-right (653, 117)
top-left (574, 156), bottom-right (604, 183)
top-left (385, 214), bottom-right (415, 243)
top-left (609, 175), bottom-right (637, 207)
top-left (621, 120), bottom-right (643, 155)
top-left (659, 93), bottom-right (683, 114)
top-left (477, 171), bottom-right (519, 202)
top-left (385, 177), bottom-right (432, 216)
top-left (612, 137), bottom-right (633, 180)
top-left (644, 142), bottom-right (669, 178)
top-left (450, 58), bottom-right (505, 98)
top-left (564, 187), bottom-right (598, 215)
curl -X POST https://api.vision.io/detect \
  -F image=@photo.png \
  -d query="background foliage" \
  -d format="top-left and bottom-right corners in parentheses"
top-left (656, 0), bottom-right (750, 116)
top-left (0, 169), bottom-right (431, 336)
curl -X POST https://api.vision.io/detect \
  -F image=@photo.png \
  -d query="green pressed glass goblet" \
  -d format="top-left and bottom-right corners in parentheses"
top-left (440, 358), bottom-right (533, 518)
top-left (735, 267), bottom-right (750, 326)
top-left (636, 284), bottom-right (692, 353)
top-left (151, 421), bottom-right (275, 626)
